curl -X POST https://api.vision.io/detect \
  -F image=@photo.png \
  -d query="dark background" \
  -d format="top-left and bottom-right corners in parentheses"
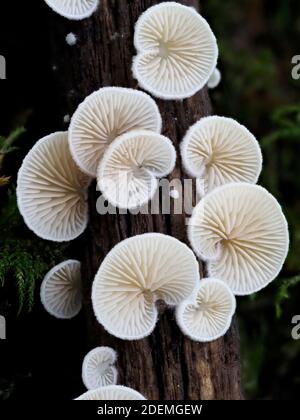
top-left (0, 0), bottom-right (299, 400)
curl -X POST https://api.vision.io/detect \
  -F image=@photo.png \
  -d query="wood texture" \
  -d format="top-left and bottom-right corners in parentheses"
top-left (49, 0), bottom-right (243, 400)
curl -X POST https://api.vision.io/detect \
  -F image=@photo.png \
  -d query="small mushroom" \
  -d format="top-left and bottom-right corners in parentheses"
top-left (40, 260), bottom-right (82, 319)
top-left (132, 2), bottom-right (218, 100)
top-left (176, 278), bottom-right (236, 342)
top-left (17, 132), bottom-right (90, 242)
top-left (97, 130), bottom-right (176, 210)
top-left (66, 32), bottom-right (77, 46)
top-left (75, 385), bottom-right (146, 400)
top-left (188, 183), bottom-right (289, 295)
top-left (82, 347), bottom-right (118, 390)
top-left (92, 233), bottom-right (199, 340)
top-left (44, 0), bottom-right (99, 20)
top-left (207, 67), bottom-right (221, 89)
top-left (69, 87), bottom-right (162, 177)
top-left (181, 116), bottom-right (262, 196)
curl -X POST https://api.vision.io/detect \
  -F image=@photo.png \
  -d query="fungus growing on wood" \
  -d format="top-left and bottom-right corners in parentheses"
top-left (17, 132), bottom-right (90, 242)
top-left (181, 116), bottom-right (262, 196)
top-left (176, 278), bottom-right (236, 342)
top-left (75, 385), bottom-right (146, 400)
top-left (92, 233), bottom-right (199, 340)
top-left (69, 87), bottom-right (162, 177)
top-left (97, 130), bottom-right (176, 209)
top-left (44, 0), bottom-right (99, 20)
top-left (82, 347), bottom-right (118, 390)
top-left (132, 2), bottom-right (218, 100)
top-left (188, 183), bottom-right (289, 295)
top-left (40, 260), bottom-right (82, 319)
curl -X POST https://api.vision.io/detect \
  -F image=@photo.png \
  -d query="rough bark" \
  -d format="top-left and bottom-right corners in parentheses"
top-left (49, 0), bottom-right (243, 400)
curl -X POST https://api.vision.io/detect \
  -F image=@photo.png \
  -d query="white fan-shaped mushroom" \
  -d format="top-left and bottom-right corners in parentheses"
top-left (40, 260), bottom-right (82, 319)
top-left (132, 2), bottom-right (218, 100)
top-left (176, 278), bottom-right (236, 342)
top-left (181, 116), bottom-right (262, 196)
top-left (97, 130), bottom-right (176, 210)
top-left (92, 233), bottom-right (199, 340)
top-left (207, 68), bottom-right (221, 89)
top-left (17, 132), bottom-right (90, 242)
top-left (44, 0), bottom-right (99, 20)
top-left (188, 183), bottom-right (289, 295)
top-left (75, 385), bottom-right (146, 400)
top-left (82, 347), bottom-right (118, 390)
top-left (69, 87), bottom-right (162, 177)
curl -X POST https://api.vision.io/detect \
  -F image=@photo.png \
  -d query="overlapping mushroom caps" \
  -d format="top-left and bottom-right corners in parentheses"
top-left (97, 130), bottom-right (176, 209)
top-left (181, 116), bottom-right (262, 196)
top-left (40, 260), bottom-right (82, 319)
top-left (17, 132), bottom-right (90, 242)
top-left (176, 278), bottom-right (236, 342)
top-left (44, 0), bottom-right (99, 20)
top-left (207, 68), bottom-right (221, 89)
top-left (82, 347), bottom-right (118, 390)
top-left (92, 233), bottom-right (199, 340)
top-left (75, 385), bottom-right (146, 400)
top-left (69, 87), bottom-right (162, 177)
top-left (188, 183), bottom-right (289, 295)
top-left (132, 2), bottom-right (218, 100)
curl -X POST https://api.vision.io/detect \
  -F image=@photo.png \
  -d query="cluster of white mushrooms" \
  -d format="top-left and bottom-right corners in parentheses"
top-left (18, 2), bottom-right (289, 400)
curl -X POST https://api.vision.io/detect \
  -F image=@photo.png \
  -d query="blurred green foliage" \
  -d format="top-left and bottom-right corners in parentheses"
top-left (0, 189), bottom-right (67, 313)
top-left (204, 0), bottom-right (300, 399)
top-left (0, 127), bottom-right (25, 186)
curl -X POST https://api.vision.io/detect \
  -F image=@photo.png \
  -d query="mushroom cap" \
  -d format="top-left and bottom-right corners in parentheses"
top-left (132, 2), bottom-right (218, 100)
top-left (69, 87), bottom-right (162, 177)
top-left (75, 385), bottom-right (146, 400)
top-left (181, 116), bottom-right (262, 196)
top-left (40, 260), bottom-right (82, 319)
top-left (44, 0), bottom-right (99, 20)
top-left (92, 233), bottom-right (199, 340)
top-left (207, 67), bottom-right (221, 89)
top-left (82, 347), bottom-right (118, 390)
top-left (17, 132), bottom-right (90, 242)
top-left (188, 183), bottom-right (289, 295)
top-left (97, 130), bottom-right (176, 210)
top-left (176, 278), bottom-right (236, 342)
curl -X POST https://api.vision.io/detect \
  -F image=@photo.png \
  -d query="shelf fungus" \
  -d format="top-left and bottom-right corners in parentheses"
top-left (207, 68), bottom-right (221, 89)
top-left (17, 132), bottom-right (90, 242)
top-left (82, 347), bottom-right (118, 390)
top-left (75, 385), bottom-right (146, 400)
top-left (132, 2), bottom-right (218, 100)
top-left (92, 233), bottom-right (199, 340)
top-left (97, 130), bottom-right (176, 210)
top-left (176, 278), bottom-right (236, 342)
top-left (69, 87), bottom-right (162, 177)
top-left (44, 0), bottom-right (99, 20)
top-left (188, 183), bottom-right (289, 295)
top-left (181, 116), bottom-right (262, 196)
top-left (40, 260), bottom-right (82, 319)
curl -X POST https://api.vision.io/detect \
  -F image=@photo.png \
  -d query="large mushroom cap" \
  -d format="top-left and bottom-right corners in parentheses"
top-left (75, 385), bottom-right (146, 400)
top-left (82, 347), bottom-right (118, 390)
top-left (40, 260), bottom-right (82, 319)
top-left (97, 130), bottom-right (176, 210)
top-left (132, 2), bottom-right (218, 100)
top-left (188, 183), bottom-right (289, 295)
top-left (181, 116), bottom-right (262, 195)
top-left (69, 87), bottom-right (162, 177)
top-left (176, 278), bottom-right (236, 342)
top-left (17, 132), bottom-right (90, 242)
top-left (92, 233), bottom-right (199, 340)
top-left (44, 0), bottom-right (99, 20)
